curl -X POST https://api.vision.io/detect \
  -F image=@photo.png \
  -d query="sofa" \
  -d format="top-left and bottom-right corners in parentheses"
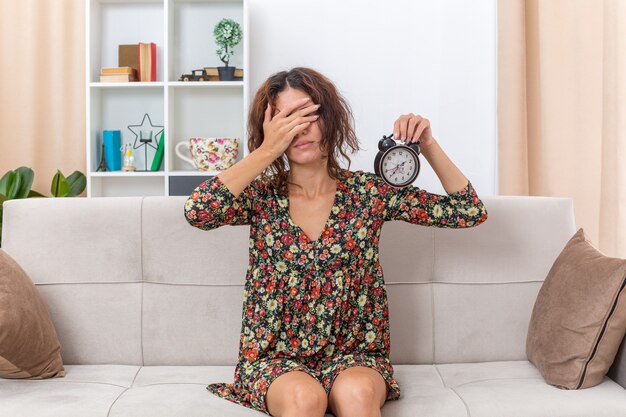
top-left (1, 193), bottom-right (626, 417)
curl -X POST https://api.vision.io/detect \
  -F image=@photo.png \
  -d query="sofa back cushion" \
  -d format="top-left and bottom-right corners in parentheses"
top-left (1, 197), bottom-right (144, 365)
top-left (2, 194), bottom-right (577, 366)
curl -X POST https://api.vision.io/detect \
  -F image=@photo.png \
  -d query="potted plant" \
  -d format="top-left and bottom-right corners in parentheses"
top-left (0, 166), bottom-right (86, 247)
top-left (213, 18), bottom-right (242, 81)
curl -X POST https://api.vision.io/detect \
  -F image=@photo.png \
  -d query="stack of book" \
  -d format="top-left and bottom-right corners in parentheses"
top-left (203, 67), bottom-right (244, 81)
top-left (100, 67), bottom-right (137, 82)
top-left (118, 42), bottom-right (157, 82)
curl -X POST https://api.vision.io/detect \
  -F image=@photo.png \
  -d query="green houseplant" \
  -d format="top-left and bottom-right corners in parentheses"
top-left (0, 166), bottom-right (86, 247)
top-left (213, 18), bottom-right (242, 81)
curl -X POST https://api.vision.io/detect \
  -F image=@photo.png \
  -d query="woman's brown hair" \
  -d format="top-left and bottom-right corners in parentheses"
top-left (247, 67), bottom-right (360, 196)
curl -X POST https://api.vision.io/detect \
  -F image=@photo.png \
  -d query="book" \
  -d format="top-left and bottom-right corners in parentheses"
top-left (101, 66), bottom-right (137, 76)
top-left (100, 74), bottom-right (136, 82)
top-left (103, 130), bottom-right (121, 170)
top-left (138, 42), bottom-right (157, 81)
top-left (203, 67), bottom-right (244, 81)
top-left (118, 45), bottom-right (139, 72)
top-left (150, 132), bottom-right (164, 171)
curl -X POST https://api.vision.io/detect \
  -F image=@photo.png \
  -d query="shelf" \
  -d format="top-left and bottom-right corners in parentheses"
top-left (168, 0), bottom-right (243, 82)
top-left (91, 171), bottom-right (165, 176)
top-left (89, 82), bottom-right (242, 88)
top-left (167, 87), bottom-right (244, 172)
top-left (169, 171), bottom-right (219, 176)
top-left (88, 0), bottom-right (165, 83)
top-left (168, 81), bottom-right (243, 88)
top-left (91, 175), bottom-right (166, 197)
top-left (96, 0), bottom-right (162, 4)
top-left (90, 82), bottom-right (165, 88)
top-left (171, 0), bottom-right (242, 3)
top-left (86, 0), bottom-right (248, 197)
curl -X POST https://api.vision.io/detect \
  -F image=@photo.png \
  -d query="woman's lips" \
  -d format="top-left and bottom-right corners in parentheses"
top-left (295, 141), bottom-right (314, 149)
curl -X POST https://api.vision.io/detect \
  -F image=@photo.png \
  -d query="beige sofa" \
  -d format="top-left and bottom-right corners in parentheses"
top-left (1, 194), bottom-right (625, 416)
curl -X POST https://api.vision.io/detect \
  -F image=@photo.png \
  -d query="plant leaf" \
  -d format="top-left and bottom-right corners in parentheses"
top-left (0, 172), bottom-right (10, 196)
top-left (0, 171), bottom-right (18, 198)
top-left (51, 170), bottom-right (71, 197)
top-left (0, 195), bottom-right (5, 248)
top-left (28, 189), bottom-right (46, 198)
top-left (4, 171), bottom-right (21, 199)
top-left (66, 171), bottom-right (86, 197)
top-left (14, 167), bottom-right (34, 198)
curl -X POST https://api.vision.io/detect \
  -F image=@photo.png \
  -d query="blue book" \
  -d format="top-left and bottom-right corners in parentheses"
top-left (103, 130), bottom-right (121, 171)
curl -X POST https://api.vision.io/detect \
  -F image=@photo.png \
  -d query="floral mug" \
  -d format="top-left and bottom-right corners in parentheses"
top-left (175, 137), bottom-right (239, 171)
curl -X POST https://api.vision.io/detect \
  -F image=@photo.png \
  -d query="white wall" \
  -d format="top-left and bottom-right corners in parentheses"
top-left (248, 0), bottom-right (497, 196)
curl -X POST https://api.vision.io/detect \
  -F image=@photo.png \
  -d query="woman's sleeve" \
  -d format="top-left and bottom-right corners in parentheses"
top-left (183, 175), bottom-right (259, 231)
top-left (368, 172), bottom-right (488, 228)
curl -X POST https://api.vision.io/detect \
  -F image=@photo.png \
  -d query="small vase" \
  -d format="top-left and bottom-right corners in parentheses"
top-left (218, 65), bottom-right (236, 81)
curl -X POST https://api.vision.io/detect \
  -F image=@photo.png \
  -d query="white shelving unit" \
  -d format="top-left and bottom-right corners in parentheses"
top-left (86, 0), bottom-right (249, 197)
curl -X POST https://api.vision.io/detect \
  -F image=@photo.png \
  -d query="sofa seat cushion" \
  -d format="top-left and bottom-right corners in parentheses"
top-left (1, 361), bottom-right (625, 417)
top-left (436, 361), bottom-right (626, 417)
top-left (0, 365), bottom-right (140, 417)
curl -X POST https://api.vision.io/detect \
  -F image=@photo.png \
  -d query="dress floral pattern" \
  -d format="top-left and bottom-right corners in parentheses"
top-left (184, 168), bottom-right (488, 415)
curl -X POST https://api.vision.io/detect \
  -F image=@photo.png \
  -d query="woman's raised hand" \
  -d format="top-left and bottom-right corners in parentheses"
top-left (393, 113), bottom-right (435, 148)
top-left (260, 97), bottom-right (321, 159)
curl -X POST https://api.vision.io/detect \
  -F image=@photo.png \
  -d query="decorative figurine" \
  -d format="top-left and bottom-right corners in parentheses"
top-left (121, 142), bottom-right (136, 172)
top-left (96, 141), bottom-right (110, 172)
top-left (127, 113), bottom-right (163, 172)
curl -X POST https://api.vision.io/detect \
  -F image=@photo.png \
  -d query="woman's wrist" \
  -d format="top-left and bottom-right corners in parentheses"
top-left (420, 137), bottom-right (437, 156)
top-left (252, 146), bottom-right (279, 166)
top-left (419, 137), bottom-right (468, 194)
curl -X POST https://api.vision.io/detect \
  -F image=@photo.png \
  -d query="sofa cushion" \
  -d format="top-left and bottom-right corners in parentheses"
top-left (0, 249), bottom-right (65, 379)
top-left (439, 361), bottom-right (626, 417)
top-left (1, 362), bottom-right (626, 417)
top-left (526, 228), bottom-right (626, 389)
top-left (0, 364), bottom-right (138, 417)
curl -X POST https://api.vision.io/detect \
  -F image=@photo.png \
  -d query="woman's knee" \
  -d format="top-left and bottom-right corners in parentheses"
top-left (291, 381), bottom-right (328, 413)
top-left (266, 370), bottom-right (327, 417)
top-left (328, 366), bottom-right (387, 414)
top-left (334, 375), bottom-right (378, 403)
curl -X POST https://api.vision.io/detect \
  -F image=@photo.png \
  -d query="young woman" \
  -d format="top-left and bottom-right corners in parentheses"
top-left (184, 67), bottom-right (488, 417)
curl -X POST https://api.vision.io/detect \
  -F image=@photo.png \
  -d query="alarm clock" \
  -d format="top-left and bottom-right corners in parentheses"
top-left (374, 133), bottom-right (421, 188)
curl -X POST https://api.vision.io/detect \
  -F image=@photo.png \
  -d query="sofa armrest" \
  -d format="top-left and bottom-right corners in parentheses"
top-left (608, 334), bottom-right (626, 389)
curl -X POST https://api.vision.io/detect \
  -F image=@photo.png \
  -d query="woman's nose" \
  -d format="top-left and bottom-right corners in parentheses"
top-left (295, 128), bottom-right (308, 138)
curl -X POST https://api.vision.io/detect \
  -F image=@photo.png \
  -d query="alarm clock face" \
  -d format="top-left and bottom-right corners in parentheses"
top-left (380, 146), bottom-right (419, 187)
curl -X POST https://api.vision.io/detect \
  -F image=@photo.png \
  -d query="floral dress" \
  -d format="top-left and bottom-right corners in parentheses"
top-left (184, 168), bottom-right (488, 415)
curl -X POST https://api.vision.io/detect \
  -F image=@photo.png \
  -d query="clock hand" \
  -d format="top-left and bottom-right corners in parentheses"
top-left (385, 163), bottom-right (399, 174)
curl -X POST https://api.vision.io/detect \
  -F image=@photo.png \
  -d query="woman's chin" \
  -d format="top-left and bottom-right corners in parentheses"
top-left (286, 152), bottom-right (325, 166)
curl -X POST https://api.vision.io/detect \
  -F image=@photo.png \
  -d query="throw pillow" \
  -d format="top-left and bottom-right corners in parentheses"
top-left (0, 249), bottom-right (65, 379)
top-left (526, 227), bottom-right (626, 389)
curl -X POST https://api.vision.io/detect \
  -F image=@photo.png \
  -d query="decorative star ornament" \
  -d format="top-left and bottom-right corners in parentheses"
top-left (127, 113), bottom-right (164, 151)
